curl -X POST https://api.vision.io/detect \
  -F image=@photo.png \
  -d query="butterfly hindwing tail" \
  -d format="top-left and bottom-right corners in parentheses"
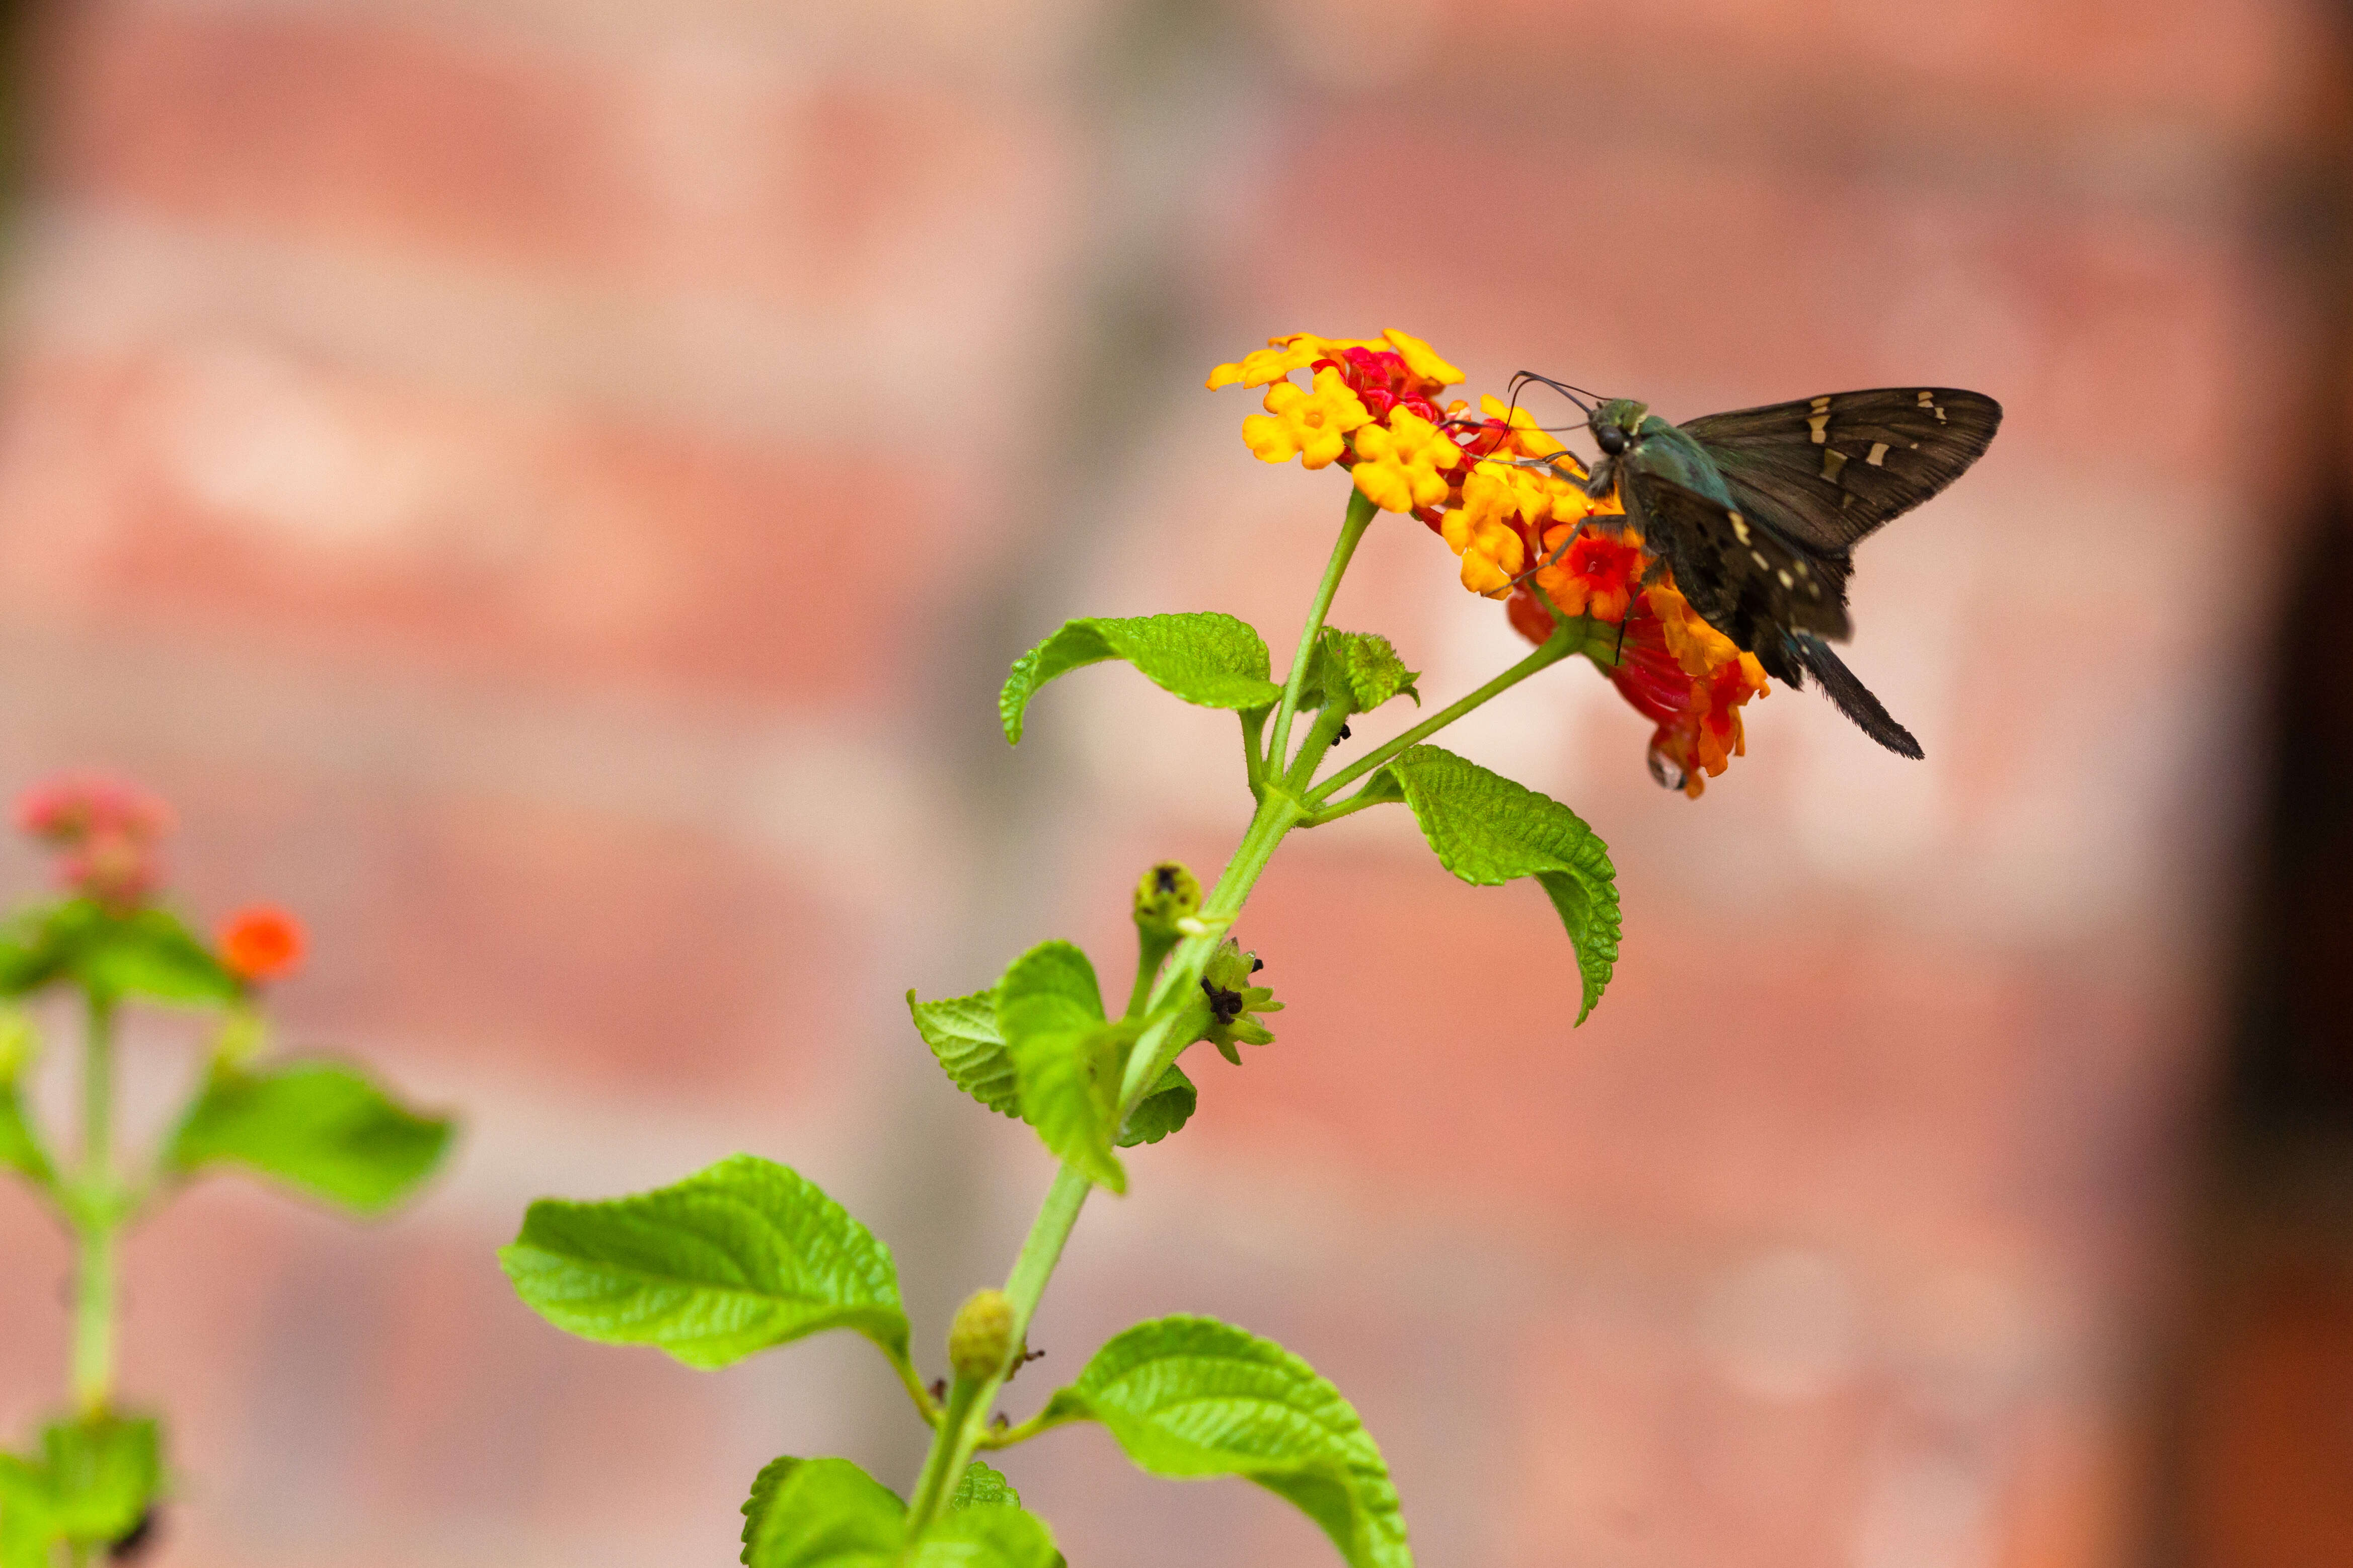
top-left (1786, 633), bottom-right (1923, 759)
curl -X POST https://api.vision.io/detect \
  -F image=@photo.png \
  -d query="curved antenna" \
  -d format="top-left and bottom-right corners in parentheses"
top-left (1510, 371), bottom-right (1609, 418)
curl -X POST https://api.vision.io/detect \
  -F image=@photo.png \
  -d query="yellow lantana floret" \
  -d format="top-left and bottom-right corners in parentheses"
top-left (1351, 410), bottom-right (1460, 513)
top-left (1383, 329), bottom-right (1463, 388)
top-left (1477, 395), bottom-right (1568, 463)
top-left (1206, 333), bottom-right (1376, 391)
top-left (1241, 368), bottom-right (1371, 469)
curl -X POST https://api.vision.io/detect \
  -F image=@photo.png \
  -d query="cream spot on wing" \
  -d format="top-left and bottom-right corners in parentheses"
top-left (1731, 513), bottom-right (1751, 544)
top-left (1751, 550), bottom-right (1769, 569)
top-left (1917, 390), bottom-right (1933, 406)
top-left (1777, 569), bottom-right (1794, 588)
top-left (1791, 559), bottom-right (1808, 576)
top-left (1821, 448), bottom-right (1849, 482)
top-left (1866, 441), bottom-right (1889, 466)
top-left (1808, 414), bottom-right (1830, 444)
top-left (1811, 396), bottom-right (1833, 414)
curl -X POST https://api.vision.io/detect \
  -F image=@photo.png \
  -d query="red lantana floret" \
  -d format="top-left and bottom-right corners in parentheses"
top-left (219, 905), bottom-right (306, 984)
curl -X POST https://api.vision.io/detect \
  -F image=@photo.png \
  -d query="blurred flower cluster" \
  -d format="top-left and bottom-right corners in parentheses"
top-left (13, 772), bottom-right (304, 982)
top-left (1211, 330), bottom-right (1770, 796)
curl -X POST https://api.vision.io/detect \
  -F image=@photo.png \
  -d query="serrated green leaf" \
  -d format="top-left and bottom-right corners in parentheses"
top-left (41, 1414), bottom-right (160, 1546)
top-left (949, 1461), bottom-right (1019, 1511)
top-left (995, 944), bottom-right (1127, 1192)
top-left (501, 1154), bottom-right (912, 1375)
top-left (1374, 745), bottom-right (1619, 1024)
top-left (1000, 614), bottom-right (1282, 744)
top-left (742, 1455), bottom-right (903, 1568)
top-left (1302, 631), bottom-right (1419, 717)
top-left (908, 989), bottom-right (1019, 1118)
top-left (0, 1085), bottom-right (52, 1189)
top-left (161, 1060), bottom-right (451, 1214)
top-left (905, 1503), bottom-right (1059, 1568)
top-left (741, 1456), bottom-right (814, 1565)
top-left (1117, 1061), bottom-right (1194, 1148)
top-left (1041, 1315), bottom-right (1408, 1568)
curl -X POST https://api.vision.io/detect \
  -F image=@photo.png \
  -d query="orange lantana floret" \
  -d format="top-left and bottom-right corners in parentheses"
top-left (1535, 523), bottom-right (1645, 624)
top-left (220, 905), bottom-right (306, 984)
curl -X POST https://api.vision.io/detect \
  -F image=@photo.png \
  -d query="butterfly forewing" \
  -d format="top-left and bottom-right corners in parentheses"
top-left (1679, 387), bottom-right (2001, 555)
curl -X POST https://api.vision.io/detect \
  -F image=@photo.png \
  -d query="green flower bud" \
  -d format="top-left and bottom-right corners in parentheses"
top-left (1198, 938), bottom-right (1281, 1065)
top-left (1132, 861), bottom-right (1201, 939)
top-left (948, 1288), bottom-right (1017, 1381)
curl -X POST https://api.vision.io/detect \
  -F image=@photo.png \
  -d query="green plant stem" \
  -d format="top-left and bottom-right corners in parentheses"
top-left (71, 993), bottom-right (119, 1419)
top-left (1266, 488), bottom-right (1377, 774)
top-left (1123, 932), bottom-right (1175, 1020)
top-left (1282, 704), bottom-right (1351, 797)
top-left (899, 789), bottom-right (1304, 1535)
top-left (1308, 617), bottom-right (1584, 804)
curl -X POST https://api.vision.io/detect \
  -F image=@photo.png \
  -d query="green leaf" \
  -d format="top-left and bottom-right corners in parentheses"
top-left (1374, 745), bottom-right (1620, 1024)
top-left (0, 1454), bottom-right (57, 1568)
top-left (161, 1060), bottom-right (452, 1214)
top-left (61, 904), bottom-right (240, 1007)
top-left (741, 1456), bottom-right (903, 1568)
top-left (1301, 631), bottom-right (1419, 717)
top-left (501, 1154), bottom-right (913, 1375)
top-left (917, 978), bottom-right (1191, 1156)
top-left (1001, 614), bottom-right (1282, 744)
top-left (995, 943), bottom-right (1127, 1193)
top-left (905, 1504), bottom-right (1059, 1568)
top-left (1117, 1061), bottom-right (1194, 1148)
top-left (0, 1085), bottom-right (52, 1189)
top-left (41, 1414), bottom-right (160, 1546)
top-left (949, 1461), bottom-right (1020, 1511)
top-left (1040, 1315), bottom-right (1409, 1568)
top-left (0, 912), bottom-right (68, 999)
top-left (908, 989), bottom-right (1019, 1119)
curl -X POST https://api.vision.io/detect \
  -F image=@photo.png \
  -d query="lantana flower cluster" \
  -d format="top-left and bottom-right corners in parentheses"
top-left (14, 773), bottom-right (306, 982)
top-left (1209, 331), bottom-right (1770, 796)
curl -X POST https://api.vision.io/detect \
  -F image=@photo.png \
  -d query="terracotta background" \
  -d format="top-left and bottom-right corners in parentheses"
top-left (0, 1), bottom-right (2346, 1564)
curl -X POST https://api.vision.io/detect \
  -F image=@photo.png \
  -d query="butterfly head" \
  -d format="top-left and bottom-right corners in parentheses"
top-left (1593, 399), bottom-right (1649, 456)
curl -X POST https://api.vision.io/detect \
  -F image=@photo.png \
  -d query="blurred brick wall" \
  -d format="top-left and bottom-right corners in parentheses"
top-left (0, 1), bottom-right (2332, 1565)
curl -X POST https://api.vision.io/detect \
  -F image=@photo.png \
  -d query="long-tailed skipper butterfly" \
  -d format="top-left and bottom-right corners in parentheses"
top-left (1520, 376), bottom-right (2001, 758)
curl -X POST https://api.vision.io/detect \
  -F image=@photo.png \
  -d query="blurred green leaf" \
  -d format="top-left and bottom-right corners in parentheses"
top-left (1040, 1315), bottom-right (1409, 1568)
top-left (0, 1084), bottom-right (52, 1190)
top-left (0, 1453), bottom-right (57, 1568)
top-left (162, 1061), bottom-right (451, 1214)
top-left (1001, 614), bottom-right (1281, 744)
top-left (502, 1154), bottom-right (912, 1375)
top-left (40, 1413), bottom-right (160, 1547)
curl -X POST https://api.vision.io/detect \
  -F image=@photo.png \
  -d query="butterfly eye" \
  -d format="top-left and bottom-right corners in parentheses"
top-left (1597, 425), bottom-right (1628, 456)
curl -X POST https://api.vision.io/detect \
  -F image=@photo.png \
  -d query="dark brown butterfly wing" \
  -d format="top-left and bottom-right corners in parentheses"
top-left (1680, 387), bottom-right (2001, 555)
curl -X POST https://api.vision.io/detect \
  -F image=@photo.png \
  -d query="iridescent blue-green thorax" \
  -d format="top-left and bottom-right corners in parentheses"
top-left (1624, 412), bottom-right (1737, 508)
